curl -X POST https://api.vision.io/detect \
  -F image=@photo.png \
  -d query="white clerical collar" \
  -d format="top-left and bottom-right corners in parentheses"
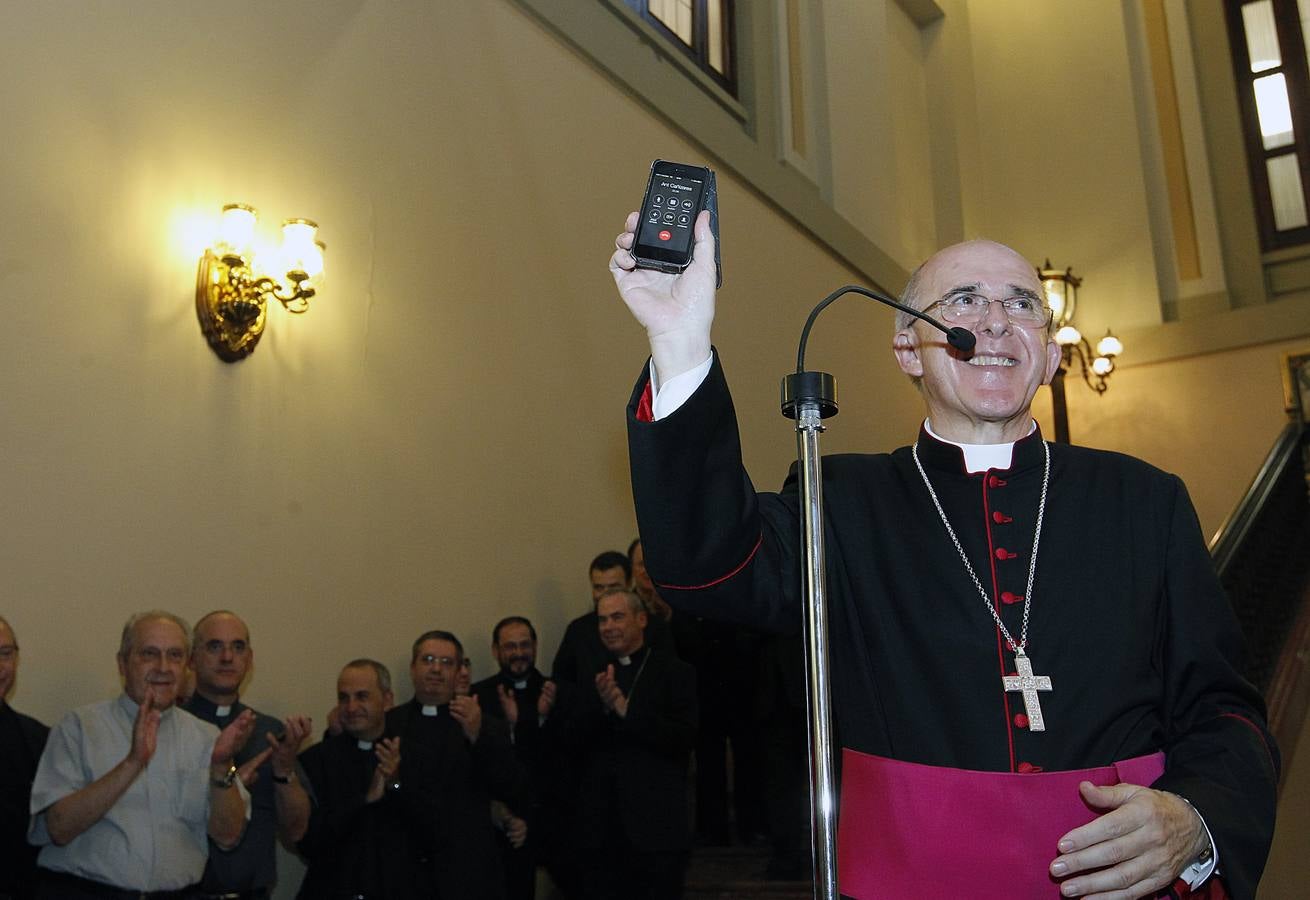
top-left (513, 679), bottom-right (528, 690)
top-left (617, 655), bottom-right (632, 666)
top-left (923, 418), bottom-right (1036, 473)
top-left (421, 704), bottom-right (439, 717)
top-left (215, 704), bottom-right (232, 717)
top-left (357, 739), bottom-right (374, 750)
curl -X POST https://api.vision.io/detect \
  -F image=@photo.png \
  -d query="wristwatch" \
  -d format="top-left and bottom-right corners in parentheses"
top-left (210, 763), bottom-right (238, 789)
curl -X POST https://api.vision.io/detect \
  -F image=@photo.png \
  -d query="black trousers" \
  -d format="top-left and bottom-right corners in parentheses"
top-left (578, 841), bottom-right (687, 900)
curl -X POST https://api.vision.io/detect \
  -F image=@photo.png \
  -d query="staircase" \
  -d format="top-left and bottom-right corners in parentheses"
top-left (683, 845), bottom-right (812, 900)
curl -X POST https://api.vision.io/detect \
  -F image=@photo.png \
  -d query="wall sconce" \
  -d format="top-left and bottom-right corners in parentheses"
top-left (1038, 260), bottom-right (1123, 443)
top-left (195, 204), bottom-right (324, 362)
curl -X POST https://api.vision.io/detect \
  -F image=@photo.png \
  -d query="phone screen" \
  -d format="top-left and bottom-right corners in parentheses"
top-left (635, 170), bottom-right (706, 265)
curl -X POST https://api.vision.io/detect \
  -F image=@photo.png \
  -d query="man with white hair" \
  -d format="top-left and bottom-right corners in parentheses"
top-left (29, 610), bottom-right (254, 899)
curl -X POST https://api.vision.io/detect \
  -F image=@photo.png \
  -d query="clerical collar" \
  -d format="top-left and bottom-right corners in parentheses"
top-left (500, 670), bottom-right (534, 690)
top-left (421, 704), bottom-right (440, 717)
top-left (215, 704), bottom-right (232, 717)
top-left (357, 739), bottom-right (374, 750)
top-left (919, 419), bottom-right (1044, 474)
top-left (615, 645), bottom-right (648, 667)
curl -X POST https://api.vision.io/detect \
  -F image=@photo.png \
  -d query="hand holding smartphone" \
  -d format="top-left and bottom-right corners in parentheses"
top-left (632, 159), bottom-right (722, 287)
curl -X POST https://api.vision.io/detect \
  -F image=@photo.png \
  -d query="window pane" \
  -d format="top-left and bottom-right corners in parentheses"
top-left (707, 1), bottom-right (725, 74)
top-left (1254, 72), bottom-right (1296, 148)
top-left (1242, 1), bottom-right (1282, 72)
top-left (1267, 153), bottom-right (1309, 230)
top-left (650, 0), bottom-right (693, 45)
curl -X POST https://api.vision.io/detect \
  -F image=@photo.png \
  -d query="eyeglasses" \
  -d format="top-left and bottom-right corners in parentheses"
top-left (419, 654), bottom-right (459, 669)
top-left (134, 647), bottom-right (187, 664)
top-left (0, 646), bottom-right (17, 661)
top-left (922, 292), bottom-right (1053, 328)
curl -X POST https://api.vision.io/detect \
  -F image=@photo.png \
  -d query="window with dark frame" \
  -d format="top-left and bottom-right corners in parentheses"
top-left (1224, 0), bottom-right (1310, 250)
top-left (622, 0), bottom-right (736, 95)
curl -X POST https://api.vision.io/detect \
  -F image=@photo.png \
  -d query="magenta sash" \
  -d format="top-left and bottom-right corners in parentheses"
top-left (836, 748), bottom-right (1166, 898)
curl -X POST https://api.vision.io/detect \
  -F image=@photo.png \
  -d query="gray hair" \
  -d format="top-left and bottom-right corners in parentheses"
top-left (118, 610), bottom-right (192, 660)
top-left (596, 587), bottom-right (645, 616)
top-left (343, 658), bottom-right (392, 695)
top-left (894, 261), bottom-right (928, 332)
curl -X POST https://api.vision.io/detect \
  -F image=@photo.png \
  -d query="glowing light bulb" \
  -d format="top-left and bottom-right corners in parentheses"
top-left (1091, 356), bottom-right (1114, 376)
top-left (1055, 325), bottom-right (1082, 347)
top-left (218, 204), bottom-right (257, 256)
top-left (1096, 333), bottom-right (1123, 357)
top-left (280, 219), bottom-right (323, 277)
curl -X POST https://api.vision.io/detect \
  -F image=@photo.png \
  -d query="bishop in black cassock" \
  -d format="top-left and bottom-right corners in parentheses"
top-left (609, 221), bottom-right (1279, 899)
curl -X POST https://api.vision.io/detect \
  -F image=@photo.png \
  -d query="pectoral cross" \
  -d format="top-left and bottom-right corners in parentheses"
top-left (1002, 651), bottom-right (1052, 732)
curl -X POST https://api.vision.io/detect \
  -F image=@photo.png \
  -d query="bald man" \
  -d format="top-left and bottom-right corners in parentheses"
top-left (612, 214), bottom-right (1279, 898)
top-left (183, 610), bottom-right (312, 899)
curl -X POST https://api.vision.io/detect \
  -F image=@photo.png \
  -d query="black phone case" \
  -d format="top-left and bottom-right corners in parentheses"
top-left (634, 160), bottom-right (723, 288)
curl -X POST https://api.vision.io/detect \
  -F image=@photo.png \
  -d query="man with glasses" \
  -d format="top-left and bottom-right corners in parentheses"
top-left (388, 631), bottom-right (525, 900)
top-left (29, 611), bottom-right (254, 899)
top-left (610, 220), bottom-right (1278, 898)
top-left (0, 617), bottom-right (48, 900)
top-left (183, 611), bottom-right (313, 900)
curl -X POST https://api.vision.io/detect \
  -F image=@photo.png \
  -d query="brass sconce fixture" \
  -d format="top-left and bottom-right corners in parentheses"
top-left (1038, 260), bottom-right (1123, 443)
top-left (196, 204), bottom-right (324, 362)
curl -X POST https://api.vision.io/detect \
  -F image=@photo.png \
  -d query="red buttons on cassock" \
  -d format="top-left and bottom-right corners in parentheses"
top-left (1017, 761), bottom-right (1034, 773)
top-left (1013, 713), bottom-right (1029, 728)
top-left (992, 511), bottom-right (1013, 524)
top-left (995, 548), bottom-right (1018, 560)
top-left (1001, 591), bottom-right (1022, 605)
top-left (988, 476), bottom-right (1007, 487)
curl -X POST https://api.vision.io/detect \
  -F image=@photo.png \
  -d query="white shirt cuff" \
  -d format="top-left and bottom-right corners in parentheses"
top-left (1178, 801), bottom-right (1218, 889)
top-left (649, 354), bottom-right (714, 421)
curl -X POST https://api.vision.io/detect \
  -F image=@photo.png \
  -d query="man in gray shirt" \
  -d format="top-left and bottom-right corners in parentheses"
top-left (29, 610), bottom-right (254, 899)
top-left (183, 610), bottom-right (313, 900)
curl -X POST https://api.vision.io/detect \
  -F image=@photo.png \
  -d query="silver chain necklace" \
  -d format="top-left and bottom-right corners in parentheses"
top-left (911, 438), bottom-right (1055, 731)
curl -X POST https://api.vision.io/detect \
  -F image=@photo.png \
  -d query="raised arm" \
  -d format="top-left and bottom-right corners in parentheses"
top-left (42, 688), bottom-right (161, 846)
top-left (610, 209), bottom-right (717, 382)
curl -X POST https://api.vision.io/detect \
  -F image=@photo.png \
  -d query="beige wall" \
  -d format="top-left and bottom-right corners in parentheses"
top-left (0, 2), bottom-right (924, 730)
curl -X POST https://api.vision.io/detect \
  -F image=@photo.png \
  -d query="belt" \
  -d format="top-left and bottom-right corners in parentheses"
top-left (38, 869), bottom-right (198, 899)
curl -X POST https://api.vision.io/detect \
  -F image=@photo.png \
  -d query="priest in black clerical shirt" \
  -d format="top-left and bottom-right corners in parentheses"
top-left (388, 630), bottom-right (526, 900)
top-left (471, 616), bottom-right (561, 900)
top-left (0, 617), bottom-right (48, 900)
top-left (182, 611), bottom-right (313, 898)
top-left (568, 589), bottom-right (698, 900)
top-left (296, 659), bottom-right (435, 900)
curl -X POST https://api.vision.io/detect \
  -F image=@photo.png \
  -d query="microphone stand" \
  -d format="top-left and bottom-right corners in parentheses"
top-left (781, 286), bottom-right (975, 900)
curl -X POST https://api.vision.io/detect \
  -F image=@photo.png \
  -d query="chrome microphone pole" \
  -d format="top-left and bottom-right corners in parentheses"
top-left (781, 370), bottom-right (839, 900)
top-left (781, 285), bottom-right (974, 900)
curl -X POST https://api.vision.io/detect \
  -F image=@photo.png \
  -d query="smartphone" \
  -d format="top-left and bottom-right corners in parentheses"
top-left (632, 159), bottom-right (722, 287)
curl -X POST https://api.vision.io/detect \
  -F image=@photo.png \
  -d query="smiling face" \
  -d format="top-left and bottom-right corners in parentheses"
top-left (597, 593), bottom-right (647, 658)
top-left (493, 622), bottom-right (536, 679)
top-left (893, 240), bottom-right (1061, 443)
top-left (338, 665), bottom-right (392, 741)
top-left (117, 617), bottom-right (189, 709)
